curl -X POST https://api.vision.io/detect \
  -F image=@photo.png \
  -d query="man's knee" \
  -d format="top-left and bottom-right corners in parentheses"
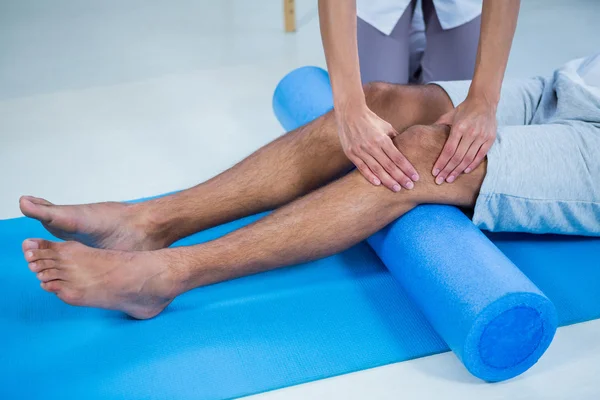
top-left (363, 81), bottom-right (395, 98)
top-left (363, 83), bottom-right (454, 130)
top-left (363, 82), bottom-right (402, 112)
top-left (392, 124), bottom-right (486, 206)
top-left (393, 124), bottom-right (449, 180)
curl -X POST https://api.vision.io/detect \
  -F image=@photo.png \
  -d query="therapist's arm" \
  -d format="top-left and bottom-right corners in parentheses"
top-left (432, 0), bottom-right (521, 185)
top-left (318, 0), bottom-right (419, 192)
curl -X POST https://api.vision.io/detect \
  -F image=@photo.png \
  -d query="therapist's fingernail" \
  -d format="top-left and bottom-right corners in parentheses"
top-left (392, 184), bottom-right (401, 192)
top-left (432, 168), bottom-right (440, 176)
top-left (405, 181), bottom-right (414, 190)
top-left (412, 174), bottom-right (420, 181)
top-left (435, 176), bottom-right (444, 185)
top-left (373, 178), bottom-right (381, 185)
top-left (446, 175), bottom-right (455, 183)
top-left (464, 167), bottom-right (472, 174)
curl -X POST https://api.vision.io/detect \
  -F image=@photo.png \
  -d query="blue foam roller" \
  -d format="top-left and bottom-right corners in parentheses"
top-left (273, 66), bottom-right (334, 131)
top-left (273, 66), bottom-right (559, 381)
top-left (368, 206), bottom-right (558, 381)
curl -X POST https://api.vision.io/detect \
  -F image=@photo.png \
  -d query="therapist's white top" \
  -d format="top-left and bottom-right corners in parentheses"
top-left (357, 0), bottom-right (483, 35)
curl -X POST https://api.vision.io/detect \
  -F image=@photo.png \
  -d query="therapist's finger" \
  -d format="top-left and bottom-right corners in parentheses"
top-left (351, 155), bottom-right (381, 186)
top-left (465, 140), bottom-right (494, 174)
top-left (380, 139), bottom-right (417, 189)
top-left (447, 138), bottom-right (485, 182)
top-left (436, 132), bottom-right (473, 184)
top-left (432, 126), bottom-right (462, 178)
top-left (363, 152), bottom-right (402, 192)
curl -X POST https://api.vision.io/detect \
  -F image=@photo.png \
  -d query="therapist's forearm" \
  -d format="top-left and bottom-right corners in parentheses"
top-left (469, 0), bottom-right (520, 104)
top-left (318, 0), bottom-right (365, 111)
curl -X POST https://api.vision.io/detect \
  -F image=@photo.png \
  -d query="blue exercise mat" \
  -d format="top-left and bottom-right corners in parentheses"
top-left (2, 65), bottom-right (599, 398)
top-left (1, 214), bottom-right (600, 399)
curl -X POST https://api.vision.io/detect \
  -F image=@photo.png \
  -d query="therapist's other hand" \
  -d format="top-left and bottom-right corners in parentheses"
top-left (336, 103), bottom-right (419, 192)
top-left (431, 96), bottom-right (497, 184)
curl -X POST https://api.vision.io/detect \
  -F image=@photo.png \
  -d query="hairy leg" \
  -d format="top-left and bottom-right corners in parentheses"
top-left (20, 83), bottom-right (453, 251)
top-left (22, 124), bottom-right (486, 319)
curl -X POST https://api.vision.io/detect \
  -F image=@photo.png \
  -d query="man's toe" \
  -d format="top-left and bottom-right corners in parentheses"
top-left (41, 280), bottom-right (63, 293)
top-left (29, 259), bottom-right (57, 273)
top-left (37, 268), bottom-right (63, 282)
top-left (19, 197), bottom-right (52, 222)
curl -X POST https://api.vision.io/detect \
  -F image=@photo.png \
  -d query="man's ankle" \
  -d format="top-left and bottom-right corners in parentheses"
top-left (130, 200), bottom-right (177, 248)
top-left (161, 246), bottom-right (200, 295)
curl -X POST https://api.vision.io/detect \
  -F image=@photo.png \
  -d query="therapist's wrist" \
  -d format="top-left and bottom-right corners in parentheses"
top-left (466, 87), bottom-right (500, 109)
top-left (468, 78), bottom-right (501, 106)
top-left (334, 91), bottom-right (367, 119)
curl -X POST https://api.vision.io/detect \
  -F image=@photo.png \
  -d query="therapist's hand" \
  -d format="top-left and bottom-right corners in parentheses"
top-left (431, 95), bottom-right (497, 184)
top-left (337, 103), bottom-right (419, 192)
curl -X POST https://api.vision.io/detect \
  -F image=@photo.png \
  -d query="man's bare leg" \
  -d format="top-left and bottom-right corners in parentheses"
top-left (19, 84), bottom-right (452, 251)
top-left (22, 124), bottom-right (486, 319)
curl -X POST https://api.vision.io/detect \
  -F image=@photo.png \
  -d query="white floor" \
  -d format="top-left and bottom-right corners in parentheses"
top-left (1, 1), bottom-right (599, 399)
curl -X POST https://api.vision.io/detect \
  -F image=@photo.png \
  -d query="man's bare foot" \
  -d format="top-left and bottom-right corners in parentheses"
top-left (22, 238), bottom-right (182, 319)
top-left (19, 196), bottom-right (166, 251)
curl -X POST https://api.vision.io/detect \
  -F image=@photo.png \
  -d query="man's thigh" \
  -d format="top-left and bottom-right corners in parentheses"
top-left (472, 122), bottom-right (600, 236)
top-left (432, 78), bottom-right (547, 127)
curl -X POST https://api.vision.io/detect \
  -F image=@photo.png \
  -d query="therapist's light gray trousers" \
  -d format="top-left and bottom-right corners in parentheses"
top-left (358, 0), bottom-right (481, 84)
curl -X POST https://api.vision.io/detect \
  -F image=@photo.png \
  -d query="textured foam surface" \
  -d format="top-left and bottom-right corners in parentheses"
top-left (1, 215), bottom-right (600, 399)
top-left (272, 66), bottom-right (333, 132)
top-left (368, 206), bottom-right (558, 381)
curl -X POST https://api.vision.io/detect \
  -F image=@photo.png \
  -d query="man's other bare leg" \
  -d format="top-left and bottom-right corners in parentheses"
top-left (22, 124), bottom-right (485, 319)
top-left (20, 84), bottom-right (452, 251)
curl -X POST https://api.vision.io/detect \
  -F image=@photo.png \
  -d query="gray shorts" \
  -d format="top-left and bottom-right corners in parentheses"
top-left (435, 56), bottom-right (600, 236)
